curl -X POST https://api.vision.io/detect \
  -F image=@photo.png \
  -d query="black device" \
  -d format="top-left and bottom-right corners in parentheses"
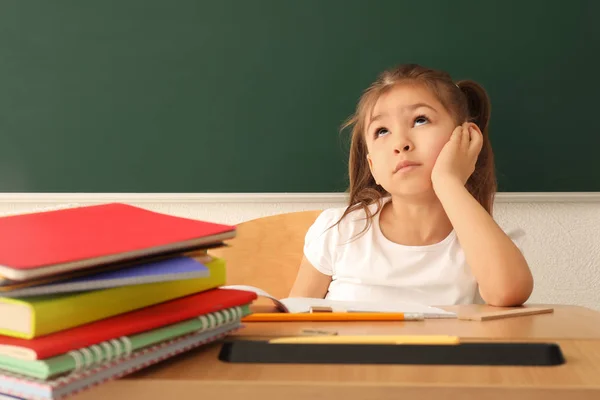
top-left (218, 340), bottom-right (565, 366)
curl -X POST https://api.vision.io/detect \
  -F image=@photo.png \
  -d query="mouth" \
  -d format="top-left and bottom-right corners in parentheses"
top-left (393, 160), bottom-right (422, 173)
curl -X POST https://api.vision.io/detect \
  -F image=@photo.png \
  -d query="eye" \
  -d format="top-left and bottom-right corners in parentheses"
top-left (375, 127), bottom-right (390, 138)
top-left (413, 115), bottom-right (430, 127)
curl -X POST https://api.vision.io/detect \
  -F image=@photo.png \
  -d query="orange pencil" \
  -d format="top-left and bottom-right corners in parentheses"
top-left (241, 312), bottom-right (424, 322)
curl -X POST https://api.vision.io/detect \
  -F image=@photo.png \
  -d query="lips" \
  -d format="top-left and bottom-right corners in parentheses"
top-left (393, 160), bottom-right (421, 173)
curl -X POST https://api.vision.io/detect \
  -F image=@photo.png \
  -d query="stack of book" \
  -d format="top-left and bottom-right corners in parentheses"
top-left (0, 203), bottom-right (256, 399)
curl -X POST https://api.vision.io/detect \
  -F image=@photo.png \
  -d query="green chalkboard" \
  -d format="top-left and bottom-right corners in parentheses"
top-left (0, 0), bottom-right (598, 192)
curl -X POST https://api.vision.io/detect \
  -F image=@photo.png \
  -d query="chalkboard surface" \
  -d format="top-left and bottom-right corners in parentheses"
top-left (0, 0), bottom-right (597, 192)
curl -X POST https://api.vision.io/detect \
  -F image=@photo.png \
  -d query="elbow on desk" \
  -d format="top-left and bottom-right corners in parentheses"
top-left (479, 276), bottom-right (534, 307)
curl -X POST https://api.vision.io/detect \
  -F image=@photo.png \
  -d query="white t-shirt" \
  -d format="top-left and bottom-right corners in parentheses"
top-left (303, 198), bottom-right (525, 306)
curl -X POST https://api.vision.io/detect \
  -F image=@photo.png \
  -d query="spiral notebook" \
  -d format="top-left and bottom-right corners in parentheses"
top-left (0, 287), bottom-right (256, 361)
top-left (0, 322), bottom-right (241, 400)
top-left (0, 305), bottom-right (250, 380)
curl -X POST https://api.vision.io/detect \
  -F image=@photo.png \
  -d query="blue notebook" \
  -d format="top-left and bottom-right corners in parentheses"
top-left (0, 256), bottom-right (209, 298)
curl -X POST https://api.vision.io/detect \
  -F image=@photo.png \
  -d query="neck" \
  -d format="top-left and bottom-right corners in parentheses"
top-left (382, 191), bottom-right (453, 244)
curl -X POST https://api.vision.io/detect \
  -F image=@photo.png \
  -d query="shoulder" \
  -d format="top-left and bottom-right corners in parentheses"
top-left (306, 201), bottom-right (381, 244)
top-left (304, 207), bottom-right (347, 249)
top-left (303, 202), bottom-right (381, 275)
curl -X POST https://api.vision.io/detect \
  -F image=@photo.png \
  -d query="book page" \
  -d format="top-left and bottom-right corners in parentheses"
top-left (220, 285), bottom-right (290, 312)
top-left (279, 297), bottom-right (457, 318)
top-left (220, 285), bottom-right (456, 318)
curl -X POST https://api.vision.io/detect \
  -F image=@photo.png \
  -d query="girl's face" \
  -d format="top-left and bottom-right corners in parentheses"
top-left (364, 83), bottom-right (457, 197)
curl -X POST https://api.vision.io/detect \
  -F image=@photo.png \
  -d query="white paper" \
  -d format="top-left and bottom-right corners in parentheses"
top-left (221, 285), bottom-right (456, 318)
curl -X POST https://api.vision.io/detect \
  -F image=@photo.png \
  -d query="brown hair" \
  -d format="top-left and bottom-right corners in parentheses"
top-left (336, 63), bottom-right (496, 234)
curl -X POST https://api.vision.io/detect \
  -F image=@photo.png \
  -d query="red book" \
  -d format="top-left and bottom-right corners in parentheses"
top-left (0, 203), bottom-right (235, 281)
top-left (0, 288), bottom-right (256, 360)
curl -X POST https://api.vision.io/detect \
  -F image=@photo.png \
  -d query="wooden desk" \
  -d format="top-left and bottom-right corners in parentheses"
top-left (233, 304), bottom-right (600, 340)
top-left (76, 305), bottom-right (600, 400)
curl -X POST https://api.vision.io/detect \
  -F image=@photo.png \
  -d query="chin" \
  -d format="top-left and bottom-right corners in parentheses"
top-left (386, 181), bottom-right (435, 198)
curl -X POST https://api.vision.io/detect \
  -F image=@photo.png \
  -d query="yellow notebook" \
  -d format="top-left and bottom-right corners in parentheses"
top-left (0, 257), bottom-right (226, 339)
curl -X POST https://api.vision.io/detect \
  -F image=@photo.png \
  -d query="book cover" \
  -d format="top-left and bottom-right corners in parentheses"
top-left (0, 256), bottom-right (210, 298)
top-left (0, 249), bottom-right (215, 293)
top-left (0, 287), bottom-right (256, 360)
top-left (0, 203), bottom-right (235, 281)
top-left (0, 258), bottom-right (227, 339)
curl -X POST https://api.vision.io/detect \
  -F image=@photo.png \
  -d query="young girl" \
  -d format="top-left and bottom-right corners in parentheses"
top-left (289, 64), bottom-right (533, 307)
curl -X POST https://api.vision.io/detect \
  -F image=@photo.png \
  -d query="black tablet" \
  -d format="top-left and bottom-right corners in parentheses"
top-left (219, 340), bottom-right (565, 366)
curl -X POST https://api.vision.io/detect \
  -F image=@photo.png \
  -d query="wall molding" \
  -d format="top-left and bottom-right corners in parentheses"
top-left (0, 192), bottom-right (597, 310)
top-left (0, 192), bottom-right (598, 204)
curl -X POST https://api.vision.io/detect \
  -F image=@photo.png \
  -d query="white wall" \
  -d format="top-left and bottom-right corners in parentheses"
top-left (2, 193), bottom-right (599, 310)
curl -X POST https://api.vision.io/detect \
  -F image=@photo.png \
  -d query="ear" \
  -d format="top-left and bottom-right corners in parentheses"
top-left (468, 122), bottom-right (483, 136)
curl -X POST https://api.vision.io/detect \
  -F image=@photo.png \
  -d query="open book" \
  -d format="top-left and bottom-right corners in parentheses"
top-left (221, 285), bottom-right (456, 319)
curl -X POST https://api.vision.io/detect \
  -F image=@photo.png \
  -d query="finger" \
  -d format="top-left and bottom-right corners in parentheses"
top-left (447, 126), bottom-right (462, 152)
top-left (461, 124), bottom-right (470, 152)
top-left (468, 126), bottom-right (483, 156)
top-left (450, 125), bottom-right (462, 142)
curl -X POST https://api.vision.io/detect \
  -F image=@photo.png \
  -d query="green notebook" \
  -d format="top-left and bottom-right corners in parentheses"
top-left (0, 304), bottom-right (250, 380)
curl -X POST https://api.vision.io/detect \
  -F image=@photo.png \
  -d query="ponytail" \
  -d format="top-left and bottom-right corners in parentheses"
top-left (456, 80), bottom-right (496, 214)
top-left (456, 80), bottom-right (491, 133)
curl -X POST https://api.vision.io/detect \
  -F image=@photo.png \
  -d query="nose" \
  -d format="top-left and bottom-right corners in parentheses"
top-left (393, 133), bottom-right (413, 153)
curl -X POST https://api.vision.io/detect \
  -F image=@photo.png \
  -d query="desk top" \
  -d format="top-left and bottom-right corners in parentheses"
top-left (237, 304), bottom-right (600, 340)
top-left (76, 304), bottom-right (600, 400)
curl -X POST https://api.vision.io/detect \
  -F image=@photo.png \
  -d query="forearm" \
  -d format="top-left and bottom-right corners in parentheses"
top-left (434, 179), bottom-right (533, 306)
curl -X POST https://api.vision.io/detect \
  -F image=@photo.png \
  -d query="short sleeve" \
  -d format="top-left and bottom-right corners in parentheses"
top-left (303, 208), bottom-right (341, 276)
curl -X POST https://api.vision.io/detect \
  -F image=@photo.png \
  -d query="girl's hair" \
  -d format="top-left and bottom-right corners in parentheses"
top-left (336, 63), bottom-right (496, 233)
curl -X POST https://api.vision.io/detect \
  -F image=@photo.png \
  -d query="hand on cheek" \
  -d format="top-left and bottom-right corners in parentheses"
top-left (431, 122), bottom-right (483, 190)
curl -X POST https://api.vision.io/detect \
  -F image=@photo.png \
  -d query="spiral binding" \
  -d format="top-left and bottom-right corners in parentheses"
top-left (68, 336), bottom-right (133, 372)
top-left (67, 306), bottom-right (243, 372)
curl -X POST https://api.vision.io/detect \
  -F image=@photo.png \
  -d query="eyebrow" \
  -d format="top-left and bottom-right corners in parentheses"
top-left (368, 103), bottom-right (438, 129)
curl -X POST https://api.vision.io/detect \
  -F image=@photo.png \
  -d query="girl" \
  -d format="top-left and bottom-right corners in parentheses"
top-left (289, 64), bottom-right (533, 307)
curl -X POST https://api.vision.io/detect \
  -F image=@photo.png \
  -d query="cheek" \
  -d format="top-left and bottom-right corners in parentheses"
top-left (430, 138), bottom-right (448, 158)
top-left (369, 154), bottom-right (385, 176)
top-left (424, 130), bottom-right (452, 163)
top-left (367, 149), bottom-right (389, 179)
